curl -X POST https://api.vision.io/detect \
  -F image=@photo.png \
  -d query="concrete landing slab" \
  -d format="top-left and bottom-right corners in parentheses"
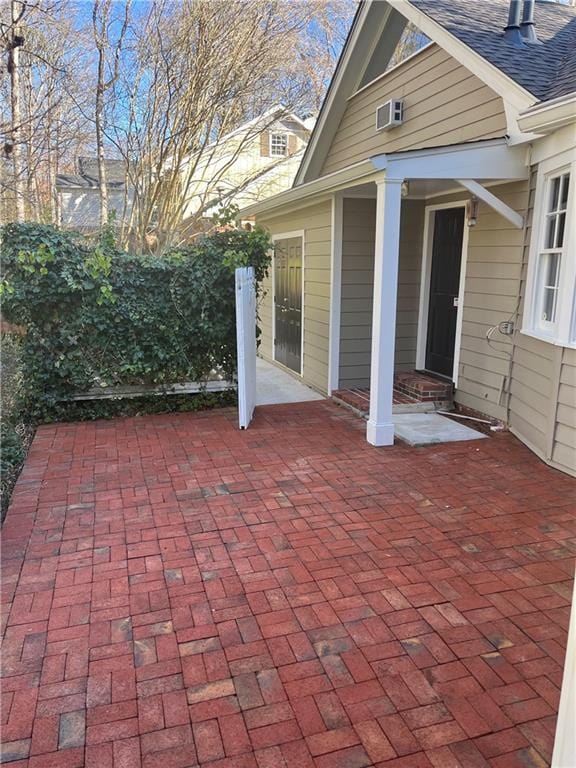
top-left (256, 357), bottom-right (324, 406)
top-left (394, 412), bottom-right (486, 446)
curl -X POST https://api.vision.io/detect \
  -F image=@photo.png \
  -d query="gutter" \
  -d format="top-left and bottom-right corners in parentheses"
top-left (517, 92), bottom-right (576, 134)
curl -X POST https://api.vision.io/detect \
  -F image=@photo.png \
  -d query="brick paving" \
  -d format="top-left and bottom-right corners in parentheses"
top-left (1, 400), bottom-right (575, 768)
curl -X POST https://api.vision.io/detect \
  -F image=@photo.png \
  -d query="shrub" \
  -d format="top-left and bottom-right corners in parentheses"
top-left (1, 222), bottom-right (271, 420)
top-left (0, 333), bottom-right (31, 518)
top-left (0, 423), bottom-right (25, 478)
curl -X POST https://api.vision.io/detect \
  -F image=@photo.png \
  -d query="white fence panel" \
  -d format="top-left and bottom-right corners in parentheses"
top-left (552, 570), bottom-right (576, 767)
top-left (235, 266), bottom-right (257, 429)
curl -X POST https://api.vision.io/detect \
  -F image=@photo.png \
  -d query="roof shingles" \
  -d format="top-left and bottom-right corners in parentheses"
top-left (411, 0), bottom-right (576, 101)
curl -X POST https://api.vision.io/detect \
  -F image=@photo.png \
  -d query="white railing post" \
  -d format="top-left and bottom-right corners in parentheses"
top-left (367, 175), bottom-right (403, 446)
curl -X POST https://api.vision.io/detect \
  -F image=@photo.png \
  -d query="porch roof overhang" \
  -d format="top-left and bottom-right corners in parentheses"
top-left (372, 138), bottom-right (530, 230)
top-left (370, 138), bottom-right (529, 181)
top-left (239, 158), bottom-right (378, 218)
top-left (240, 138), bottom-right (530, 221)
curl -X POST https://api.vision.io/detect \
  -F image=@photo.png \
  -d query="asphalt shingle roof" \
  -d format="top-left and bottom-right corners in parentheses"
top-left (411, 0), bottom-right (576, 101)
top-left (56, 158), bottom-right (126, 189)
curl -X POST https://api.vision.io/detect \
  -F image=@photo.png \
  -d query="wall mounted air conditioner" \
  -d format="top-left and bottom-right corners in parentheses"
top-left (376, 99), bottom-right (404, 131)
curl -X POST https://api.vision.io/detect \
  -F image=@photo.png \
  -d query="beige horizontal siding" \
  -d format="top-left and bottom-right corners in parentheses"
top-left (507, 170), bottom-right (553, 453)
top-left (421, 183), bottom-right (526, 422)
top-left (257, 201), bottom-right (332, 393)
top-left (505, 168), bottom-right (575, 477)
top-left (321, 44), bottom-right (506, 176)
top-left (338, 197), bottom-right (424, 388)
top-left (551, 349), bottom-right (576, 473)
top-left (339, 198), bottom-right (375, 388)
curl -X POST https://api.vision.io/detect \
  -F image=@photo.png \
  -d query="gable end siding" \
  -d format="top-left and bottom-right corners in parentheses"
top-left (321, 43), bottom-right (507, 177)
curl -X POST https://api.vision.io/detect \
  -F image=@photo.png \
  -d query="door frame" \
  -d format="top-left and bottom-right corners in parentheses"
top-left (271, 230), bottom-right (305, 376)
top-left (415, 201), bottom-right (469, 387)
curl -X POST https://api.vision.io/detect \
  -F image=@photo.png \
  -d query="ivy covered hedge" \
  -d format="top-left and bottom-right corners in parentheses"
top-left (0, 332), bottom-right (32, 518)
top-left (1, 222), bottom-right (271, 420)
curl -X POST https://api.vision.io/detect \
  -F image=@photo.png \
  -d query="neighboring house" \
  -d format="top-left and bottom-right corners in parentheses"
top-left (182, 106), bottom-right (313, 227)
top-left (242, 0), bottom-right (576, 478)
top-left (56, 158), bottom-right (131, 231)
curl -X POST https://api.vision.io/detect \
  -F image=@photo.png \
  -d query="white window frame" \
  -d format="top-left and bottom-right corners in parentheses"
top-left (523, 150), bottom-right (576, 348)
top-left (269, 133), bottom-right (288, 157)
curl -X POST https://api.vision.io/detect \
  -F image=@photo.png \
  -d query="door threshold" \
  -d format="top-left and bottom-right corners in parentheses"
top-left (417, 369), bottom-right (454, 384)
top-left (271, 356), bottom-right (304, 379)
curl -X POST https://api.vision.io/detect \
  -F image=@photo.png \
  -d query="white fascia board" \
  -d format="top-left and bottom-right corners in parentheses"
top-left (518, 93), bottom-right (576, 134)
top-left (388, 0), bottom-right (536, 114)
top-left (294, 2), bottom-right (387, 186)
top-left (371, 139), bottom-right (529, 181)
top-left (240, 159), bottom-right (376, 218)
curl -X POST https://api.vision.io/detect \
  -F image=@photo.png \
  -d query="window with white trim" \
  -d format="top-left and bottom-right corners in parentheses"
top-left (524, 153), bottom-right (576, 347)
top-left (270, 133), bottom-right (288, 156)
top-left (535, 172), bottom-right (569, 332)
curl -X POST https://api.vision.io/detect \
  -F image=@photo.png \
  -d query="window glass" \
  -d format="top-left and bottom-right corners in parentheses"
top-left (535, 171), bottom-right (571, 333)
top-left (270, 133), bottom-right (287, 156)
top-left (541, 253), bottom-right (560, 324)
top-left (386, 23), bottom-right (430, 70)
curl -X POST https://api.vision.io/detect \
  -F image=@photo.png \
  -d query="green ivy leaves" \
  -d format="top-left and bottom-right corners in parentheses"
top-left (0, 222), bottom-right (272, 420)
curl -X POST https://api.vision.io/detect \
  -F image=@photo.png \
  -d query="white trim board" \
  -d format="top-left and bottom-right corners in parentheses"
top-left (416, 201), bottom-right (469, 387)
top-left (328, 195), bottom-right (343, 394)
top-left (271, 230), bottom-right (305, 377)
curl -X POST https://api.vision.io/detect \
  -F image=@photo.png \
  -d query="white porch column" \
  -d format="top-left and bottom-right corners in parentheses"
top-left (328, 194), bottom-right (343, 395)
top-left (367, 175), bottom-right (403, 446)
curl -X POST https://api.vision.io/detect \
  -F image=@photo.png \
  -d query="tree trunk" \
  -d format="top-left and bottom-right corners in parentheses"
top-left (10, 0), bottom-right (25, 222)
top-left (95, 46), bottom-right (108, 226)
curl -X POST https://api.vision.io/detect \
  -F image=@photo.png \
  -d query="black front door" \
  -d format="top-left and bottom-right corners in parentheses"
top-left (425, 207), bottom-right (464, 378)
top-left (274, 237), bottom-right (302, 373)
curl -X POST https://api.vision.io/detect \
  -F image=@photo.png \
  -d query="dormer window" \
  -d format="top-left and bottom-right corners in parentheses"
top-left (270, 133), bottom-right (288, 156)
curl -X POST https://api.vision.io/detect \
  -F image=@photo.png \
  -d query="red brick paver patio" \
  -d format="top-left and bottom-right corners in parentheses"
top-left (1, 400), bottom-right (575, 768)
